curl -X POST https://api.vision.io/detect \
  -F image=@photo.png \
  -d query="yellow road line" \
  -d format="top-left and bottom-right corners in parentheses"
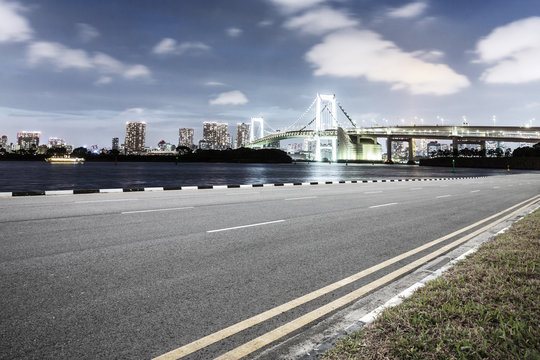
top-left (215, 195), bottom-right (539, 360)
top-left (153, 194), bottom-right (539, 360)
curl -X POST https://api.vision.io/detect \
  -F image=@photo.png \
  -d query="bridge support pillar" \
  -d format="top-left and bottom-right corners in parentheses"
top-left (452, 137), bottom-right (458, 157)
top-left (385, 137), bottom-right (393, 164)
top-left (407, 138), bottom-right (415, 165)
top-left (480, 140), bottom-right (486, 157)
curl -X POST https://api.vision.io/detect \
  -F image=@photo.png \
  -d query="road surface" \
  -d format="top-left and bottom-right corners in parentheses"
top-left (1, 173), bottom-right (538, 359)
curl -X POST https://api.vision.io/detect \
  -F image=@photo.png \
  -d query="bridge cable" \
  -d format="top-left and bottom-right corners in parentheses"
top-left (299, 105), bottom-right (328, 131)
top-left (338, 102), bottom-right (357, 128)
top-left (285, 97), bottom-right (317, 132)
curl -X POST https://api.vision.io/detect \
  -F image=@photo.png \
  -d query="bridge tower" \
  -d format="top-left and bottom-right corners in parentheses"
top-left (314, 94), bottom-right (338, 162)
top-left (249, 117), bottom-right (264, 143)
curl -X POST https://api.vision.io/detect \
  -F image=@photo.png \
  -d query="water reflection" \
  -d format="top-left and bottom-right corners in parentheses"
top-left (0, 161), bottom-right (523, 191)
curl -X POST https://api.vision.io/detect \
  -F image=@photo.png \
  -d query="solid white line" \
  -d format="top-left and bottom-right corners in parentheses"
top-left (284, 196), bottom-right (317, 201)
top-left (364, 191), bottom-right (382, 194)
top-left (122, 207), bottom-right (194, 214)
top-left (369, 202), bottom-right (398, 209)
top-left (436, 195), bottom-right (452, 198)
top-left (207, 220), bottom-right (285, 233)
top-left (359, 247), bottom-right (478, 325)
top-left (226, 192), bottom-right (259, 196)
top-left (471, 190), bottom-right (480, 193)
top-left (75, 199), bottom-right (139, 204)
top-left (411, 187), bottom-right (422, 190)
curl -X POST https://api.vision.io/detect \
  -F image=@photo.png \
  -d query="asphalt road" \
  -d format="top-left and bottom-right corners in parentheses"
top-left (1, 173), bottom-right (538, 359)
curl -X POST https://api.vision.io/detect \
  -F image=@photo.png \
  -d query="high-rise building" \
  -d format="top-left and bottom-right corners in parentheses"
top-left (178, 128), bottom-right (194, 148)
top-left (1, 135), bottom-right (7, 150)
top-left (112, 137), bottom-right (119, 150)
top-left (217, 123), bottom-right (228, 149)
top-left (236, 123), bottom-right (250, 148)
top-left (17, 131), bottom-right (41, 150)
top-left (48, 137), bottom-right (66, 148)
top-left (203, 122), bottom-right (228, 150)
top-left (125, 121), bottom-right (146, 153)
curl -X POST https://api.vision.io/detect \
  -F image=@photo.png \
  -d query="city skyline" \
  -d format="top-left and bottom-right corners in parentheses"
top-left (1, 0), bottom-right (540, 147)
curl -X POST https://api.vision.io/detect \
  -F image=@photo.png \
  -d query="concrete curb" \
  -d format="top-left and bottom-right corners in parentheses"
top-left (0, 176), bottom-right (485, 197)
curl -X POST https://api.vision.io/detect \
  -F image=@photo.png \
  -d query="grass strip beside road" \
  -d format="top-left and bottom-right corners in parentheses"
top-left (324, 208), bottom-right (540, 360)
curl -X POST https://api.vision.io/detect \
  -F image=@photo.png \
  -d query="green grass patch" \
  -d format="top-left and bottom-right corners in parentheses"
top-left (324, 209), bottom-right (540, 360)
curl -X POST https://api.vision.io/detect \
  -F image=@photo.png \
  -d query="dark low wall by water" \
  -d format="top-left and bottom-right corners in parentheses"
top-left (420, 157), bottom-right (540, 170)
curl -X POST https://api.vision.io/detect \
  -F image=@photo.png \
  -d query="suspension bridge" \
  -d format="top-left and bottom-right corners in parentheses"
top-left (246, 94), bottom-right (540, 163)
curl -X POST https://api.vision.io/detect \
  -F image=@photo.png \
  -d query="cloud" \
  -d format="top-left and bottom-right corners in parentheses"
top-left (268, 0), bottom-right (327, 13)
top-left (305, 29), bottom-right (470, 95)
top-left (94, 76), bottom-right (112, 86)
top-left (475, 17), bottom-right (540, 84)
top-left (76, 23), bottom-right (99, 42)
top-left (387, 1), bottom-right (428, 19)
top-left (226, 27), bottom-right (242, 37)
top-left (122, 107), bottom-right (145, 115)
top-left (258, 20), bottom-right (273, 27)
top-left (284, 7), bottom-right (359, 35)
top-left (209, 90), bottom-right (248, 105)
top-left (152, 37), bottom-right (211, 55)
top-left (205, 81), bottom-right (226, 86)
top-left (123, 64), bottom-right (151, 79)
top-left (411, 49), bottom-right (445, 61)
top-left (27, 41), bottom-right (151, 80)
top-left (0, 0), bottom-right (33, 42)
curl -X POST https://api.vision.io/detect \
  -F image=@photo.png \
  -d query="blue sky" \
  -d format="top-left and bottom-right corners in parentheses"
top-left (0, 0), bottom-right (539, 147)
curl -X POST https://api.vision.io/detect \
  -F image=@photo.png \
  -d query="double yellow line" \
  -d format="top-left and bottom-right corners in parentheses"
top-left (154, 194), bottom-right (539, 360)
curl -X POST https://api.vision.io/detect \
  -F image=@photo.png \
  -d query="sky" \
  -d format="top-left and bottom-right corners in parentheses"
top-left (0, 0), bottom-right (539, 148)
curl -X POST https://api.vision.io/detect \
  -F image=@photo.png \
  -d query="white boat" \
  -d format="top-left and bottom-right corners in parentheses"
top-left (45, 156), bottom-right (85, 164)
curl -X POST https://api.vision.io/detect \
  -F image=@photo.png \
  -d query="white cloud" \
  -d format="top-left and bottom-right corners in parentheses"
top-left (94, 76), bottom-right (112, 86)
top-left (284, 7), bottom-right (359, 35)
top-left (27, 41), bottom-right (151, 80)
top-left (475, 17), bottom-right (540, 84)
top-left (152, 37), bottom-right (211, 55)
top-left (123, 64), bottom-right (151, 79)
top-left (93, 52), bottom-right (124, 73)
top-left (387, 1), bottom-right (428, 19)
top-left (209, 90), bottom-right (248, 105)
top-left (226, 27), bottom-right (242, 37)
top-left (205, 81), bottom-right (226, 86)
top-left (27, 41), bottom-right (93, 69)
top-left (305, 29), bottom-right (470, 95)
top-left (258, 20), bottom-right (274, 27)
top-left (0, 0), bottom-right (32, 43)
top-left (76, 23), bottom-right (99, 42)
top-left (152, 38), bottom-right (176, 54)
top-left (268, 0), bottom-right (327, 13)
top-left (411, 49), bottom-right (445, 61)
top-left (123, 108), bottom-right (145, 115)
